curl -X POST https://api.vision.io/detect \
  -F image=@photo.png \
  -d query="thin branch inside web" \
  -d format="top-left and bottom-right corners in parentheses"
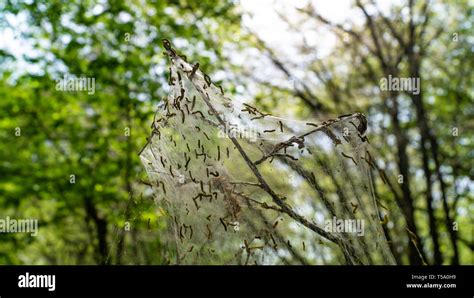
top-left (139, 39), bottom-right (398, 265)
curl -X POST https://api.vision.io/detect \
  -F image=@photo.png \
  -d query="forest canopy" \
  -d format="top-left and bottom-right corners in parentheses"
top-left (0, 0), bottom-right (472, 265)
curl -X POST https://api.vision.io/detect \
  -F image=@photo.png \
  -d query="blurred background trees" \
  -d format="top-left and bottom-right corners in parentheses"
top-left (0, 0), bottom-right (472, 265)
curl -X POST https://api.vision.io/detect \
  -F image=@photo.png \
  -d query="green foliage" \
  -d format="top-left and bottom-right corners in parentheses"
top-left (0, 0), bottom-right (241, 264)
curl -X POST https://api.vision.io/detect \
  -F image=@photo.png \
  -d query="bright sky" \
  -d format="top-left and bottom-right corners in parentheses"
top-left (240, 0), bottom-right (394, 58)
top-left (0, 0), bottom-right (397, 80)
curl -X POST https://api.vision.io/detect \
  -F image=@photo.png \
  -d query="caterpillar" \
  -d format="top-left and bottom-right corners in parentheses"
top-left (204, 74), bottom-right (212, 87)
top-left (192, 194), bottom-right (200, 210)
top-left (160, 156), bottom-right (166, 168)
top-left (350, 202), bottom-right (359, 214)
top-left (169, 165), bottom-right (175, 177)
top-left (219, 218), bottom-right (228, 232)
top-left (191, 63), bottom-right (199, 77)
top-left (206, 224), bottom-right (212, 240)
top-left (184, 156), bottom-right (191, 171)
top-left (270, 233), bottom-right (277, 248)
top-left (341, 152), bottom-right (358, 165)
top-left (160, 181), bottom-right (166, 195)
top-left (188, 170), bottom-right (197, 183)
top-left (192, 110), bottom-right (205, 118)
top-left (272, 220), bottom-right (279, 229)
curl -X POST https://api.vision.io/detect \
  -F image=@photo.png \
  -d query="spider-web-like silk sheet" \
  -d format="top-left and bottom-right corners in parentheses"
top-left (139, 42), bottom-right (397, 265)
